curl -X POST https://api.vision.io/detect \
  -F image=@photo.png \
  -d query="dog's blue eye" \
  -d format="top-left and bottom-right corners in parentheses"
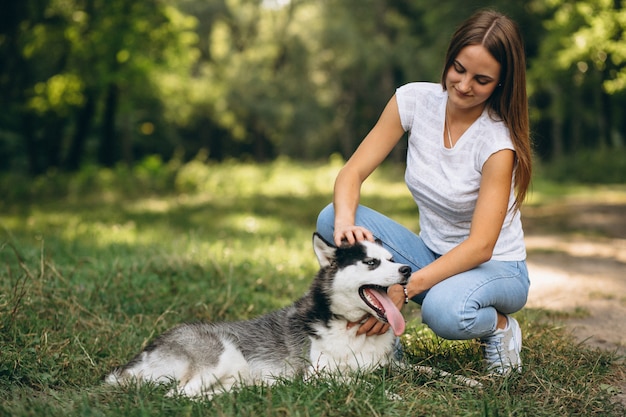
top-left (363, 258), bottom-right (380, 268)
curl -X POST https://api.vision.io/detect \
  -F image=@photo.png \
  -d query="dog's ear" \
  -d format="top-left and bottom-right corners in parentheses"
top-left (312, 232), bottom-right (336, 267)
top-left (374, 238), bottom-right (383, 246)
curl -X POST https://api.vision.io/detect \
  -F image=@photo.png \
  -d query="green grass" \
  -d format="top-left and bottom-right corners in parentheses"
top-left (1, 159), bottom-right (624, 416)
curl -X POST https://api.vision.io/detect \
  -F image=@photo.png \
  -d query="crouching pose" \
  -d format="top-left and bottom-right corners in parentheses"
top-left (316, 9), bottom-right (532, 375)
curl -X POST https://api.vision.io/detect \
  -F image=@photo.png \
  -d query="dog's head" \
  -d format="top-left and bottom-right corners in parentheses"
top-left (312, 233), bottom-right (411, 336)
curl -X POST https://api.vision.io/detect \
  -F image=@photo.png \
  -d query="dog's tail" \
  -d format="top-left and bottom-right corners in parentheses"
top-left (104, 368), bottom-right (124, 385)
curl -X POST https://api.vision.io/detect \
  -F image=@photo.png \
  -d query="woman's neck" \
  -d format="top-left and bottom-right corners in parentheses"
top-left (446, 101), bottom-right (485, 125)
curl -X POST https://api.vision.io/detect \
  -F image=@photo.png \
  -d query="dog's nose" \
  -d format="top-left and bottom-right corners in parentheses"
top-left (399, 265), bottom-right (411, 278)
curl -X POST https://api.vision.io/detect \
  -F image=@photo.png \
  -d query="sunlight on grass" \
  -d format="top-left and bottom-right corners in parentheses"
top-left (221, 213), bottom-right (282, 234)
top-left (527, 179), bottom-right (626, 206)
top-left (1, 159), bottom-right (625, 417)
top-left (125, 197), bottom-right (173, 213)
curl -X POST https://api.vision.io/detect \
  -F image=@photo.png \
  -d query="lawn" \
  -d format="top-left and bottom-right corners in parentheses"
top-left (1, 158), bottom-right (624, 416)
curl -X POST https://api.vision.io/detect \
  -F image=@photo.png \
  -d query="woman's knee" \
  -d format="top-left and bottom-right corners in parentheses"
top-left (421, 300), bottom-right (467, 340)
top-left (421, 289), bottom-right (487, 340)
top-left (316, 203), bottom-right (335, 242)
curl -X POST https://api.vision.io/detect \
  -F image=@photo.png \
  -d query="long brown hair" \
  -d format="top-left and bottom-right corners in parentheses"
top-left (441, 10), bottom-right (531, 210)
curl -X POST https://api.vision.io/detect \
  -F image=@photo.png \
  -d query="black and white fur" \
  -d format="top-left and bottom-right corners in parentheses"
top-left (106, 233), bottom-right (412, 398)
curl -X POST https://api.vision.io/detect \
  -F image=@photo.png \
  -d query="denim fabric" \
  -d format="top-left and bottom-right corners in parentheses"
top-left (316, 203), bottom-right (530, 340)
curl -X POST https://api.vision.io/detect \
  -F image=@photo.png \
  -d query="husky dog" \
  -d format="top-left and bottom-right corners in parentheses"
top-left (106, 233), bottom-right (412, 397)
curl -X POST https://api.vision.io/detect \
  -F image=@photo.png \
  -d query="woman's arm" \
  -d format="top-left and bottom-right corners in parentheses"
top-left (332, 95), bottom-right (406, 246)
top-left (363, 148), bottom-right (516, 336)
top-left (404, 148), bottom-right (515, 298)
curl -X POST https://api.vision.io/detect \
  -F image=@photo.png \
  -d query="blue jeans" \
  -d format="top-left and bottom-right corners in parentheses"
top-left (316, 203), bottom-right (530, 340)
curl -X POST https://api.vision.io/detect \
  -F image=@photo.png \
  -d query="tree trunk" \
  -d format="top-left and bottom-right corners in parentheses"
top-left (99, 83), bottom-right (119, 167)
top-left (594, 77), bottom-right (608, 150)
top-left (44, 116), bottom-right (65, 169)
top-left (550, 84), bottom-right (564, 158)
top-left (66, 90), bottom-right (96, 171)
top-left (570, 82), bottom-right (581, 154)
top-left (599, 69), bottom-right (612, 150)
top-left (22, 113), bottom-right (41, 175)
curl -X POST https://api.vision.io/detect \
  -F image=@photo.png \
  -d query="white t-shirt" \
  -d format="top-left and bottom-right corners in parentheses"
top-left (396, 82), bottom-right (526, 261)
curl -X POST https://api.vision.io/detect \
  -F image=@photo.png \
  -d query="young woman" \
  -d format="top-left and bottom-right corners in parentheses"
top-left (316, 9), bottom-right (532, 375)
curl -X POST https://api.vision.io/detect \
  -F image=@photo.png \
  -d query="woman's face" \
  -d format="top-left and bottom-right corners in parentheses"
top-left (445, 44), bottom-right (501, 113)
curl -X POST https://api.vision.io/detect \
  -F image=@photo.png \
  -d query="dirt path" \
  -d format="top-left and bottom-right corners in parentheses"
top-left (522, 200), bottom-right (626, 406)
top-left (526, 236), bottom-right (626, 353)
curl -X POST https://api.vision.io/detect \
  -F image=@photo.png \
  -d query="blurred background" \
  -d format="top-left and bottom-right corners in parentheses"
top-left (0, 0), bottom-right (624, 183)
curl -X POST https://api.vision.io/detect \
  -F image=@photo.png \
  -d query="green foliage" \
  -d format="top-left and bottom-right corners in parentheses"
top-left (551, 0), bottom-right (626, 94)
top-left (528, 0), bottom-right (626, 93)
top-left (1, 161), bottom-right (624, 416)
top-left (538, 148), bottom-right (626, 183)
top-left (4, 0), bottom-right (625, 175)
top-left (0, 155), bottom-right (177, 205)
top-left (527, 0), bottom-right (626, 160)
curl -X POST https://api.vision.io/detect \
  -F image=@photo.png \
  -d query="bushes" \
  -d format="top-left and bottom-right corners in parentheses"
top-left (1, 149), bottom-right (623, 207)
top-left (0, 155), bottom-right (179, 205)
top-left (538, 148), bottom-right (626, 184)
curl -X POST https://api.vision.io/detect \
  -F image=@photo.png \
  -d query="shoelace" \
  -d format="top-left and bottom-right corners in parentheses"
top-left (482, 332), bottom-right (505, 363)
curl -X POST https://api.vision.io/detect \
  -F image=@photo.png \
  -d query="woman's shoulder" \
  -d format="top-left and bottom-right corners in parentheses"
top-left (397, 82), bottom-right (444, 96)
top-left (472, 112), bottom-right (514, 162)
top-left (479, 111), bottom-right (511, 142)
top-left (396, 82), bottom-right (445, 117)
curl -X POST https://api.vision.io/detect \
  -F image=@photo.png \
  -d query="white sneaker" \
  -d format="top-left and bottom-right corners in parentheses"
top-left (481, 315), bottom-right (522, 375)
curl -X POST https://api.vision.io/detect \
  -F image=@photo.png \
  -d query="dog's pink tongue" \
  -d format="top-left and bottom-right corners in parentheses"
top-left (370, 288), bottom-right (405, 336)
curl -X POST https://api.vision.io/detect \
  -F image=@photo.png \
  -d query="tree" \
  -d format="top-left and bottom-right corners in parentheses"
top-left (3, 0), bottom-right (623, 176)
top-left (0, 0), bottom-right (199, 173)
top-left (528, 0), bottom-right (625, 158)
top-left (66, 0), bottom-right (198, 168)
top-left (0, 0), bottom-right (75, 174)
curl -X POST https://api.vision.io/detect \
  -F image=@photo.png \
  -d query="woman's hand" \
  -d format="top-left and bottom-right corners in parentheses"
top-left (348, 315), bottom-right (389, 336)
top-left (333, 224), bottom-right (375, 246)
top-left (348, 284), bottom-right (407, 336)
